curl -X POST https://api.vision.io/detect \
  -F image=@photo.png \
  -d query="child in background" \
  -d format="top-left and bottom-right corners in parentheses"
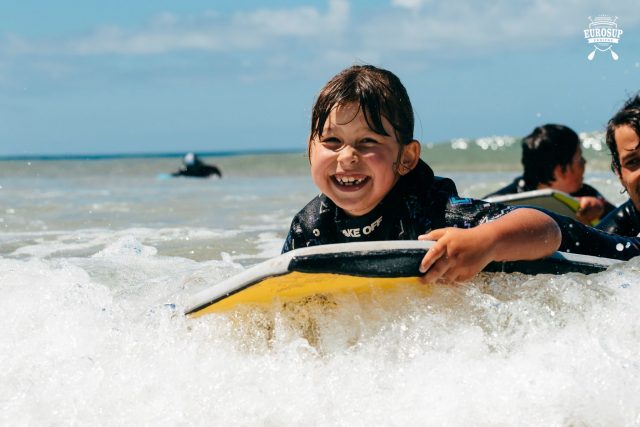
top-left (597, 94), bottom-right (640, 236)
top-left (282, 65), bottom-right (640, 282)
top-left (483, 124), bottom-right (614, 225)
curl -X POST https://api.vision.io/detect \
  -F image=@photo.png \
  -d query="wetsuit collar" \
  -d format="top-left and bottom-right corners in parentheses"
top-left (332, 159), bottom-right (434, 237)
top-left (387, 158), bottom-right (435, 202)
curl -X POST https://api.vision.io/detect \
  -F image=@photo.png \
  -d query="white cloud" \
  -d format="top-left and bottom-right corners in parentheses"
top-left (1, 0), bottom-right (637, 61)
top-left (391, 0), bottom-right (430, 12)
top-left (234, 0), bottom-right (348, 37)
top-left (1, 0), bottom-right (349, 56)
top-left (362, 0), bottom-right (639, 53)
top-left (65, 25), bottom-right (228, 55)
top-left (4, 33), bottom-right (37, 55)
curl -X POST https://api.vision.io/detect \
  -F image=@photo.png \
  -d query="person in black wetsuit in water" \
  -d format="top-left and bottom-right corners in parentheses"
top-left (483, 124), bottom-right (614, 225)
top-left (597, 94), bottom-right (640, 236)
top-left (281, 65), bottom-right (640, 284)
top-left (172, 152), bottom-right (222, 178)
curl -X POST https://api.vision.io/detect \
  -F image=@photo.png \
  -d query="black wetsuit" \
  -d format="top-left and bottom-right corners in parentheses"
top-left (283, 160), bottom-right (513, 252)
top-left (172, 163), bottom-right (222, 178)
top-left (484, 176), bottom-right (615, 217)
top-left (596, 200), bottom-right (640, 237)
top-left (283, 161), bottom-right (640, 261)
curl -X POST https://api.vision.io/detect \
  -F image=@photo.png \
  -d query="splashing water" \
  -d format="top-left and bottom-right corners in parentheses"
top-left (1, 156), bottom-right (638, 425)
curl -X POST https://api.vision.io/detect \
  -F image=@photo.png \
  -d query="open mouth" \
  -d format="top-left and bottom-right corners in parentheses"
top-left (332, 175), bottom-right (369, 188)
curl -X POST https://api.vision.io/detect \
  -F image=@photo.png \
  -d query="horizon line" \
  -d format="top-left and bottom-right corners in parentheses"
top-left (0, 148), bottom-right (304, 161)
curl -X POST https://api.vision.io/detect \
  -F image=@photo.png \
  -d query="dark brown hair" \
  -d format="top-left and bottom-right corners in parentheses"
top-left (309, 65), bottom-right (414, 155)
top-left (521, 124), bottom-right (580, 187)
top-left (606, 94), bottom-right (640, 174)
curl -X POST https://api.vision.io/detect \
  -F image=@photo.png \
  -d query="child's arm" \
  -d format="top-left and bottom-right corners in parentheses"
top-left (417, 208), bottom-right (561, 283)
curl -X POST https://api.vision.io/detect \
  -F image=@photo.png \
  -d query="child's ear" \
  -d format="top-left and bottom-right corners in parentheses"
top-left (553, 164), bottom-right (565, 181)
top-left (399, 140), bottom-right (421, 174)
top-left (552, 164), bottom-right (560, 178)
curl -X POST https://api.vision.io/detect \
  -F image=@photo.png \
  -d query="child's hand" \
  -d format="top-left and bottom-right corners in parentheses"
top-left (416, 208), bottom-right (561, 284)
top-left (417, 208), bottom-right (560, 284)
top-left (417, 227), bottom-right (495, 284)
top-left (576, 196), bottom-right (605, 225)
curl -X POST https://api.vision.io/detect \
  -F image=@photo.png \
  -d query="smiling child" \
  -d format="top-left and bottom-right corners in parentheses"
top-left (282, 65), bottom-right (640, 282)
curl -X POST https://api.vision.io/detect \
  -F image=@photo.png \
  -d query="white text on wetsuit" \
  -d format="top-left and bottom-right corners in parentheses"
top-left (341, 216), bottom-right (383, 238)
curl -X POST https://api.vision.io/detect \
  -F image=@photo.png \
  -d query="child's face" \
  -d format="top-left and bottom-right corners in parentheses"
top-left (309, 102), bottom-right (405, 217)
top-left (615, 125), bottom-right (640, 210)
top-left (553, 146), bottom-right (585, 193)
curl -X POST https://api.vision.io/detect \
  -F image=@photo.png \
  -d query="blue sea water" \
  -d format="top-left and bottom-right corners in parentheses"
top-left (1, 139), bottom-right (640, 425)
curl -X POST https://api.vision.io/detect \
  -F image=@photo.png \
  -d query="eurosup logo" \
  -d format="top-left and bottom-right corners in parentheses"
top-left (584, 15), bottom-right (623, 61)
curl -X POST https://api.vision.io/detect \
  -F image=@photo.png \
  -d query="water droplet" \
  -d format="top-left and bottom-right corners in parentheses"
top-left (626, 242), bottom-right (631, 248)
top-left (616, 243), bottom-right (624, 251)
top-left (575, 241), bottom-right (580, 246)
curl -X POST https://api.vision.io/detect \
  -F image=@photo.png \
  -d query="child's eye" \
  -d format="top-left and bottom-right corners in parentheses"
top-left (625, 158), bottom-right (640, 168)
top-left (320, 137), bottom-right (343, 149)
top-left (321, 137), bottom-right (340, 143)
top-left (622, 156), bottom-right (640, 171)
top-left (358, 138), bottom-right (379, 147)
top-left (320, 137), bottom-right (339, 144)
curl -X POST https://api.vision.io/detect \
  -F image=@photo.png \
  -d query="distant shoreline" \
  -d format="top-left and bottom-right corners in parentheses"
top-left (0, 148), bottom-right (303, 161)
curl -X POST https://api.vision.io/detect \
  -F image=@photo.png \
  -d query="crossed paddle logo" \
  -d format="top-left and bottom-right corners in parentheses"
top-left (584, 15), bottom-right (623, 61)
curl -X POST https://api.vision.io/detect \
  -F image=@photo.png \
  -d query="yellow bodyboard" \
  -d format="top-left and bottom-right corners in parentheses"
top-left (182, 241), bottom-right (617, 318)
top-left (189, 272), bottom-right (431, 317)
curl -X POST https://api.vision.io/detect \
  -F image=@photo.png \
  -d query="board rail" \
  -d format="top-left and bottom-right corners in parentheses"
top-left (184, 241), bottom-right (620, 316)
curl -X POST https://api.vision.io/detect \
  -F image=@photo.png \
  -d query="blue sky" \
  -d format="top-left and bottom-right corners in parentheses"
top-left (1, 0), bottom-right (639, 156)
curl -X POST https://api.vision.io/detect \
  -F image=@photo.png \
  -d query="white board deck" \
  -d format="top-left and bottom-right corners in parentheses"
top-left (485, 189), bottom-right (580, 219)
top-left (184, 241), bottom-right (620, 317)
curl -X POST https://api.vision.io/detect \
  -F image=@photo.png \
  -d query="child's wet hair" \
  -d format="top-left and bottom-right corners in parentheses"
top-left (606, 94), bottom-right (640, 174)
top-left (521, 124), bottom-right (580, 187)
top-left (309, 65), bottom-right (414, 151)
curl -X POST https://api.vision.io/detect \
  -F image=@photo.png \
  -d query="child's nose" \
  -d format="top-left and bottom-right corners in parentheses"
top-left (337, 145), bottom-right (358, 164)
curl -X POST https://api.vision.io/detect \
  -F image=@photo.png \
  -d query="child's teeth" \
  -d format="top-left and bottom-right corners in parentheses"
top-left (337, 177), bottom-right (363, 185)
